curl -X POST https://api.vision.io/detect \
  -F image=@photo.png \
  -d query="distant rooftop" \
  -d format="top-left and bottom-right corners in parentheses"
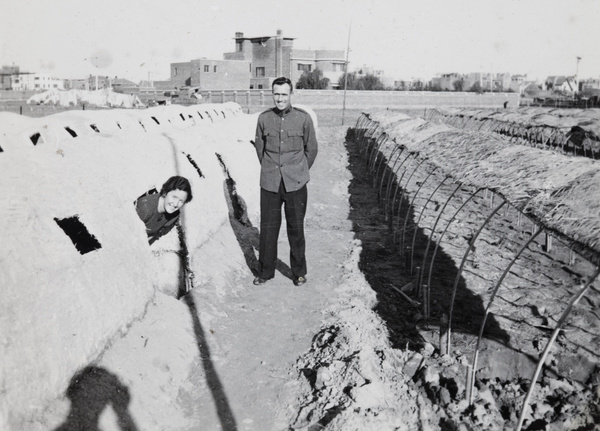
top-left (233, 29), bottom-right (295, 42)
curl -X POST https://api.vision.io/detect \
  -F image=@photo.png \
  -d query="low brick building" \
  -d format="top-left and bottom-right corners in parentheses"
top-left (169, 59), bottom-right (250, 90)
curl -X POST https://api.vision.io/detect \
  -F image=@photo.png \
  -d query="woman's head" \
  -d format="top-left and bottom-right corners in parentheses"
top-left (159, 176), bottom-right (193, 214)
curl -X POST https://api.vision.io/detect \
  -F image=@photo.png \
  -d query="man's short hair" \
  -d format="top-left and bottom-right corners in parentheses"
top-left (272, 77), bottom-right (292, 91)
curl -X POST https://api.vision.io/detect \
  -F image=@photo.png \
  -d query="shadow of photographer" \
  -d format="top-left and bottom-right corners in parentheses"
top-left (54, 366), bottom-right (138, 431)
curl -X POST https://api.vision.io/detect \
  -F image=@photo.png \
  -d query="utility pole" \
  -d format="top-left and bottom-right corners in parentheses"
top-left (575, 56), bottom-right (582, 95)
top-left (342, 22), bottom-right (351, 126)
top-left (276, 29), bottom-right (283, 78)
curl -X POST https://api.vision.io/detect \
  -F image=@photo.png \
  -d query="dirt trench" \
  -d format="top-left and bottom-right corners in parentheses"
top-left (339, 119), bottom-right (600, 430)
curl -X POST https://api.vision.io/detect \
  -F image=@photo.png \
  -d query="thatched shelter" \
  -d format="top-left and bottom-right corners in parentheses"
top-left (424, 107), bottom-right (600, 157)
top-left (358, 110), bottom-right (600, 265)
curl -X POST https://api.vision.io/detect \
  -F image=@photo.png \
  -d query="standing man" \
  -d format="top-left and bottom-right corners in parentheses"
top-left (253, 77), bottom-right (318, 286)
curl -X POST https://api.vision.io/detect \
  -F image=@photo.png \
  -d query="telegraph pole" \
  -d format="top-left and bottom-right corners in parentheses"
top-left (342, 22), bottom-right (351, 126)
top-left (575, 56), bottom-right (582, 95)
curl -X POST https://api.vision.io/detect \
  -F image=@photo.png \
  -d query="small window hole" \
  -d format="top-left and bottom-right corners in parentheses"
top-left (90, 124), bottom-right (100, 133)
top-left (54, 216), bottom-right (102, 255)
top-left (138, 121), bottom-right (146, 132)
top-left (30, 133), bottom-right (42, 145)
top-left (64, 127), bottom-right (77, 137)
top-left (151, 117), bottom-right (160, 125)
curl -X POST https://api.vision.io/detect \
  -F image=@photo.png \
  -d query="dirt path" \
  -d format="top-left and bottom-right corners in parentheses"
top-left (176, 124), bottom-right (368, 430)
top-left (35, 112), bottom-right (389, 431)
top-left (83, 124), bottom-right (365, 431)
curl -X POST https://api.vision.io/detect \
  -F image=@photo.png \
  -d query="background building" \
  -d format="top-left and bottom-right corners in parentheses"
top-left (167, 30), bottom-right (346, 90)
top-left (111, 77), bottom-right (139, 94)
top-left (169, 59), bottom-right (250, 90)
top-left (545, 76), bottom-right (577, 94)
top-left (86, 75), bottom-right (111, 90)
top-left (223, 29), bottom-right (294, 89)
top-left (432, 73), bottom-right (463, 91)
top-left (223, 30), bottom-right (346, 89)
top-left (11, 72), bottom-right (64, 91)
top-left (64, 79), bottom-right (87, 90)
top-left (581, 78), bottom-right (600, 92)
top-left (1, 65), bottom-right (20, 90)
top-left (289, 49), bottom-right (346, 89)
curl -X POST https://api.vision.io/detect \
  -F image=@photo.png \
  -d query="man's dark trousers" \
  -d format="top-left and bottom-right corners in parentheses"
top-left (258, 182), bottom-right (307, 280)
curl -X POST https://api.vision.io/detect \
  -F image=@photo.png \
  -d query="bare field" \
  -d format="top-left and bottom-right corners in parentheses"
top-left (0, 88), bottom-right (519, 119)
top-left (0, 99), bottom-right (106, 117)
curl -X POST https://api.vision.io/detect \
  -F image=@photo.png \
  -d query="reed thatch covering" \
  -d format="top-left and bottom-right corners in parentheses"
top-left (425, 108), bottom-right (600, 155)
top-left (358, 110), bottom-right (600, 265)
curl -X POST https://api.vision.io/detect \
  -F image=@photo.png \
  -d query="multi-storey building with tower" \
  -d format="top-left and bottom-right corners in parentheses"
top-left (168, 29), bottom-right (347, 90)
top-left (223, 29), bottom-right (346, 89)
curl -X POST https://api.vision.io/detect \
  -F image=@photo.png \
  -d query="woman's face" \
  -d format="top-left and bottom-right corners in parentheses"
top-left (163, 189), bottom-right (188, 214)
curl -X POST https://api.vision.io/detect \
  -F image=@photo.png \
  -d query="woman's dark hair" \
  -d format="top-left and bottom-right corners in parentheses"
top-left (160, 176), bottom-right (193, 203)
top-left (272, 76), bottom-right (293, 91)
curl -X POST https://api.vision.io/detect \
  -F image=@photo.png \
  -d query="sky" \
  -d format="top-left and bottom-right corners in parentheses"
top-left (1, 0), bottom-right (599, 83)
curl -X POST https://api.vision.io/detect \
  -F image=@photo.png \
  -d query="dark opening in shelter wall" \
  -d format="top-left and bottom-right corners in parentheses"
top-left (64, 127), bottom-right (77, 138)
top-left (30, 133), bottom-right (42, 145)
top-left (54, 216), bottom-right (102, 255)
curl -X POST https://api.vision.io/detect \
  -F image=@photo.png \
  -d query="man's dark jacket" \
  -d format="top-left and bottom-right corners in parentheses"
top-left (254, 106), bottom-right (318, 192)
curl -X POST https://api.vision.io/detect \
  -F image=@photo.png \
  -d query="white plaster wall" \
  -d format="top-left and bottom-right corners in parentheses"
top-left (0, 102), bottom-right (263, 427)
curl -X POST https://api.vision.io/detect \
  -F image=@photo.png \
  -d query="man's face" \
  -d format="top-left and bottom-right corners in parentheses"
top-left (272, 83), bottom-right (292, 111)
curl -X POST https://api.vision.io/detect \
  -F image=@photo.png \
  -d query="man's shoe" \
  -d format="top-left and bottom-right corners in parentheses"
top-left (253, 276), bottom-right (269, 285)
top-left (293, 276), bottom-right (307, 286)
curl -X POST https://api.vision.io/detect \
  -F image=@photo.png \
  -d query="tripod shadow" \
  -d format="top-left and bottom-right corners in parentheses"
top-left (54, 366), bottom-right (138, 431)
